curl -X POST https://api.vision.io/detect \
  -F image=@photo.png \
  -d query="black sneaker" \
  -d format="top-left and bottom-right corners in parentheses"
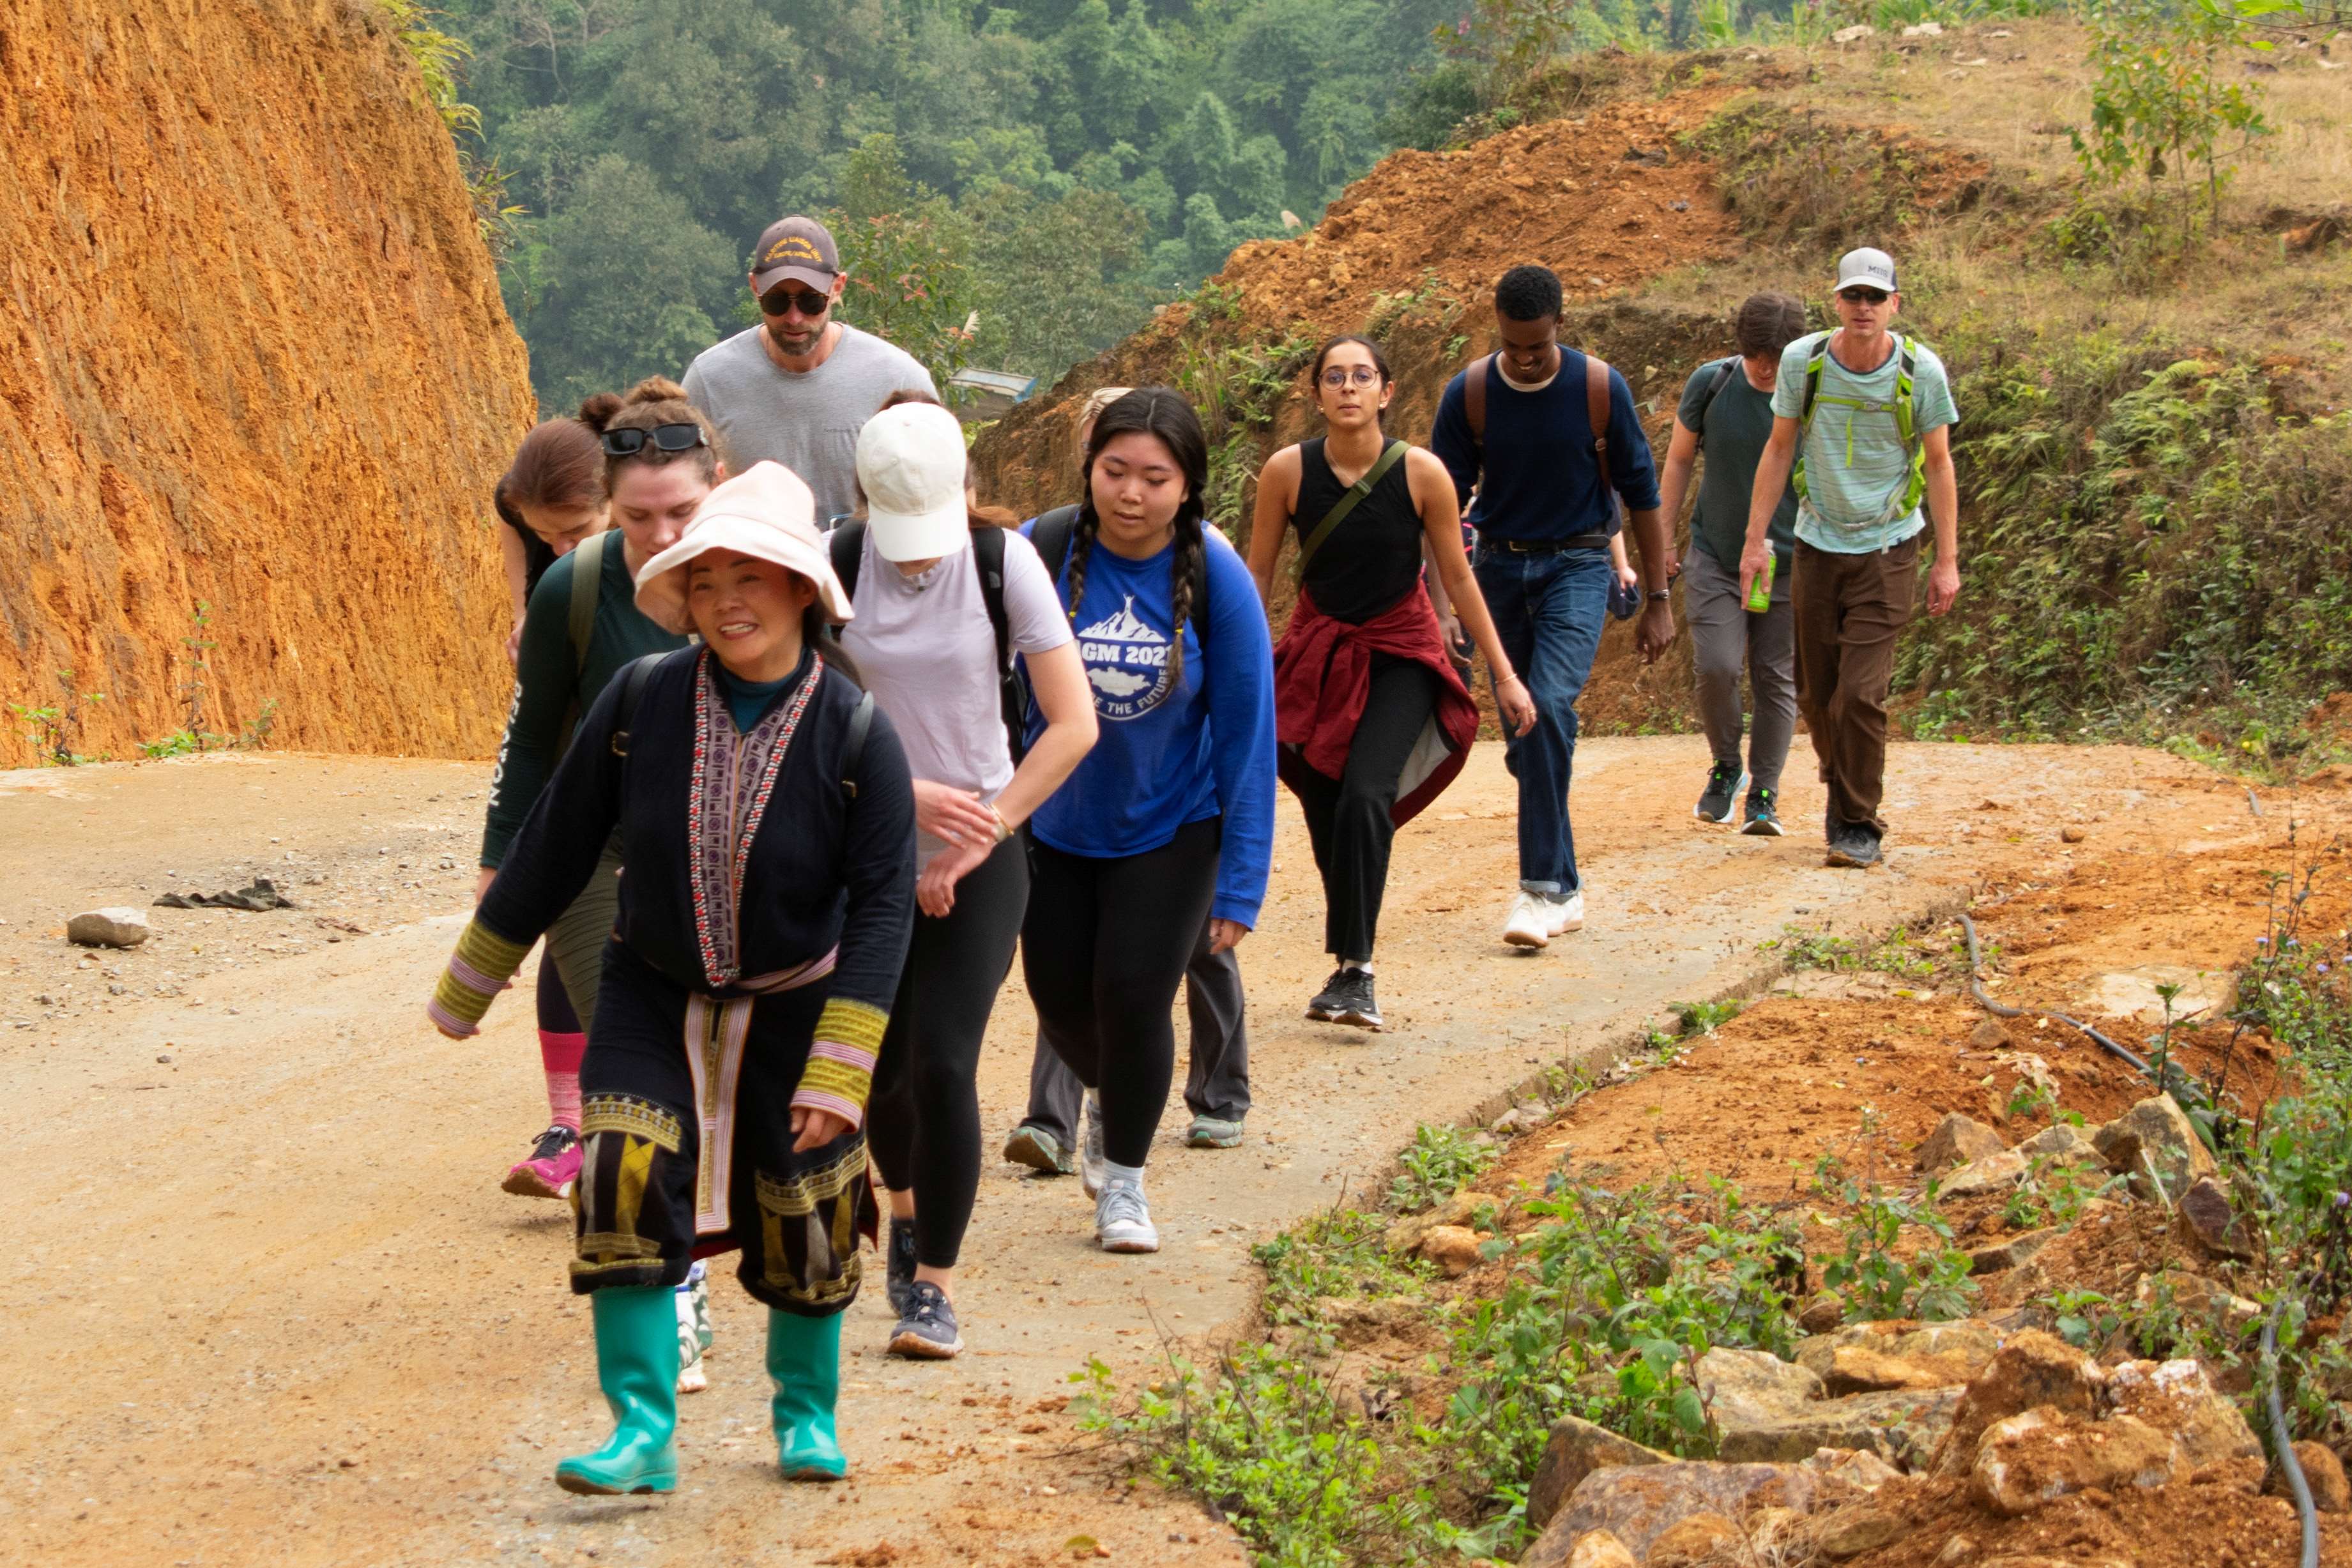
top-left (1306, 968), bottom-right (1351, 1021)
top-left (1742, 787), bottom-right (1785, 837)
top-left (1695, 762), bottom-right (1745, 824)
top-left (887, 1280), bottom-right (964, 1359)
top-left (885, 1219), bottom-right (919, 1318)
top-left (1826, 821), bottom-right (1883, 868)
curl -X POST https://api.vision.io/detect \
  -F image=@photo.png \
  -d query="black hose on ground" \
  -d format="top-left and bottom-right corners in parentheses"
top-left (2264, 1297), bottom-right (2322, 1568)
top-left (1959, 912), bottom-right (2321, 1566)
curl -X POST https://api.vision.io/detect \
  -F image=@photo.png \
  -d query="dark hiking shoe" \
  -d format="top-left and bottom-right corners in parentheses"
top-left (1826, 822), bottom-right (1883, 869)
top-left (1305, 968), bottom-right (1351, 1021)
top-left (1742, 788), bottom-right (1785, 837)
top-left (885, 1219), bottom-right (919, 1318)
top-left (1695, 762), bottom-right (1745, 824)
top-left (1002, 1122), bottom-right (1074, 1176)
top-left (1334, 969), bottom-right (1384, 1031)
top-left (887, 1281), bottom-right (964, 1360)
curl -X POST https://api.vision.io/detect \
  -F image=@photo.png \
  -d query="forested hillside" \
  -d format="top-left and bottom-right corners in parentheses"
top-left (442, 0), bottom-right (1476, 406)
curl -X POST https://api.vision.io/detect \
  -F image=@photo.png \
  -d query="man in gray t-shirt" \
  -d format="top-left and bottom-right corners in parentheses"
top-left (682, 215), bottom-right (937, 521)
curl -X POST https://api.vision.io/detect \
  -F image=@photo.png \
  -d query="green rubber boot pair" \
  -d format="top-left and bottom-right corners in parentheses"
top-left (555, 1285), bottom-right (680, 1495)
top-left (767, 1309), bottom-right (846, 1481)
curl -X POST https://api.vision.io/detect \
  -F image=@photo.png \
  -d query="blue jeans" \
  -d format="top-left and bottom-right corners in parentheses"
top-left (1472, 544), bottom-right (1611, 894)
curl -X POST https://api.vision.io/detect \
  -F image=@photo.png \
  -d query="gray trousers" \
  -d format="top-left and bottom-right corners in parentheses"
top-left (542, 835), bottom-right (625, 1034)
top-left (1684, 546), bottom-right (1797, 795)
top-left (1019, 925), bottom-right (1249, 1142)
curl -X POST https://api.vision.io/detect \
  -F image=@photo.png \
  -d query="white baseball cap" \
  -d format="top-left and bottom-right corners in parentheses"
top-left (633, 461), bottom-right (852, 630)
top-left (1835, 247), bottom-right (1899, 293)
top-left (857, 402), bottom-right (971, 563)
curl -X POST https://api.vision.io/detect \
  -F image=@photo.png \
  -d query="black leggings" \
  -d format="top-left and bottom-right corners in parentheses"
top-left (535, 945), bottom-right (583, 1033)
top-left (1291, 653), bottom-right (1437, 962)
top-left (865, 836), bottom-right (1028, 1270)
top-left (1021, 818), bottom-right (1223, 1169)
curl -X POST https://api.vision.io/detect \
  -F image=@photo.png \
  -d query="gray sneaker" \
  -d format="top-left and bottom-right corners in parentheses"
top-left (1186, 1114), bottom-right (1245, 1149)
top-left (1826, 821), bottom-right (1883, 868)
top-left (1002, 1122), bottom-right (1074, 1176)
top-left (1695, 761), bottom-right (1745, 824)
top-left (886, 1280), bottom-right (964, 1360)
top-left (1080, 1090), bottom-right (1108, 1198)
top-left (1095, 1181), bottom-right (1159, 1252)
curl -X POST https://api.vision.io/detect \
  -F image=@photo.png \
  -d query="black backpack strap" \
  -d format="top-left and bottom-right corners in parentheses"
top-left (1032, 505), bottom-right (1083, 591)
top-left (828, 521), bottom-right (865, 625)
top-left (608, 648), bottom-right (684, 757)
top-left (1698, 356), bottom-right (1740, 438)
top-left (972, 525), bottom-right (1012, 674)
top-left (839, 689), bottom-right (876, 801)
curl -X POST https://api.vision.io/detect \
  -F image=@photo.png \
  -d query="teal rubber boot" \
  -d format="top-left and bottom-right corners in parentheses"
top-left (766, 1309), bottom-right (846, 1481)
top-left (556, 1284), bottom-right (681, 1495)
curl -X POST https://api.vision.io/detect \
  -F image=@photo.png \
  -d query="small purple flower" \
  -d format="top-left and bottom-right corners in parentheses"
top-left (2337, 1191), bottom-right (2351, 1209)
top-left (2319, 963), bottom-right (2332, 975)
top-left (2257, 937), bottom-right (2269, 945)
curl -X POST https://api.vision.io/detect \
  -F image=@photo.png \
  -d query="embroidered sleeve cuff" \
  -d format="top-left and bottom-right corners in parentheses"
top-left (427, 918), bottom-right (531, 1039)
top-left (792, 998), bottom-right (887, 1129)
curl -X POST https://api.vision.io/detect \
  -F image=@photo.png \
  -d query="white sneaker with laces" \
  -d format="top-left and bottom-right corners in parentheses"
top-left (1095, 1180), bottom-right (1159, 1253)
top-left (1080, 1089), bottom-right (1108, 1198)
top-left (1502, 890), bottom-right (1550, 948)
top-left (1548, 889), bottom-right (1585, 935)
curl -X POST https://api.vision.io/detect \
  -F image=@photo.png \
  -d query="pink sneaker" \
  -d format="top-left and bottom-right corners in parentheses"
top-left (503, 1124), bottom-right (581, 1199)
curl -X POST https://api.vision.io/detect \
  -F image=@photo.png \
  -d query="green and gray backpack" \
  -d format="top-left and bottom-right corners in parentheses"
top-left (1791, 331), bottom-right (1928, 525)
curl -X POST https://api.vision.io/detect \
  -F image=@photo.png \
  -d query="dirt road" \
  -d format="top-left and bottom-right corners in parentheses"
top-left (0, 738), bottom-right (2277, 1565)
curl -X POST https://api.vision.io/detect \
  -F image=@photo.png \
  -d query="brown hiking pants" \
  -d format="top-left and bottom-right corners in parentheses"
top-left (1792, 535), bottom-right (1919, 834)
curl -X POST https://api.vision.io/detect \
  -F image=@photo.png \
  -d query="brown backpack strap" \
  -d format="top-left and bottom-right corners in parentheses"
top-left (1584, 352), bottom-right (1617, 496)
top-left (1463, 354), bottom-right (1492, 445)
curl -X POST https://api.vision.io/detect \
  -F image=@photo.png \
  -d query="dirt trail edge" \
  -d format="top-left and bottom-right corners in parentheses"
top-left (0, 739), bottom-right (2264, 1565)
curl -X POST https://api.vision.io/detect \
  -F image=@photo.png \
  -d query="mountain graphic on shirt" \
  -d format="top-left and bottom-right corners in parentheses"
top-left (1076, 595), bottom-right (1165, 646)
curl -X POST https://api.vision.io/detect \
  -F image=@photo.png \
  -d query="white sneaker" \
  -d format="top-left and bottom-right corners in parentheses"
top-left (675, 1266), bottom-right (711, 1394)
top-left (1503, 891), bottom-right (1550, 948)
top-left (1548, 890), bottom-right (1585, 935)
top-left (1095, 1180), bottom-right (1159, 1253)
top-left (1080, 1089), bottom-right (1108, 1198)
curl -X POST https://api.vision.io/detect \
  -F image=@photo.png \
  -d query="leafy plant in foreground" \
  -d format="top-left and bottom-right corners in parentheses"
top-left (1389, 1123), bottom-right (1501, 1213)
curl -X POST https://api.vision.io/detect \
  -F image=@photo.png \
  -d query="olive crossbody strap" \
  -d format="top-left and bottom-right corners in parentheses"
top-left (1293, 439), bottom-right (1409, 583)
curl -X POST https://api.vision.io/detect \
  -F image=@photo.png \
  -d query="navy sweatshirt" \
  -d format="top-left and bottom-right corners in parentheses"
top-left (1429, 350), bottom-right (1662, 543)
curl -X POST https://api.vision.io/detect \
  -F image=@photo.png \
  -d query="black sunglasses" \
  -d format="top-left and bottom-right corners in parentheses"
top-left (1838, 287), bottom-right (1891, 305)
top-left (759, 285), bottom-right (832, 318)
top-left (600, 423), bottom-right (708, 457)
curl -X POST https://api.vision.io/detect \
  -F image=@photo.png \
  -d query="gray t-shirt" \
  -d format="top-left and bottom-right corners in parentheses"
top-left (681, 323), bottom-right (937, 521)
top-left (1771, 330), bottom-right (1957, 554)
top-left (838, 526), bottom-right (1073, 867)
top-left (1677, 357), bottom-right (1797, 572)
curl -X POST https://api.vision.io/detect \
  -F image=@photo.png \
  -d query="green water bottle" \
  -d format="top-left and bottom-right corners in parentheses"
top-left (1746, 551), bottom-right (1775, 614)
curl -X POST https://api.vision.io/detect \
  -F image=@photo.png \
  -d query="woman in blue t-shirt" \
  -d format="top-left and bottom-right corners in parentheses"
top-left (1020, 388), bottom-right (1276, 1253)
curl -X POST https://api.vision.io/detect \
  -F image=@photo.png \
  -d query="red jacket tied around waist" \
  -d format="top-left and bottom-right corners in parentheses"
top-left (1273, 584), bottom-right (1481, 826)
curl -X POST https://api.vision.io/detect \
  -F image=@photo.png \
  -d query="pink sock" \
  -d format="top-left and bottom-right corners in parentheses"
top-left (540, 1030), bottom-right (586, 1130)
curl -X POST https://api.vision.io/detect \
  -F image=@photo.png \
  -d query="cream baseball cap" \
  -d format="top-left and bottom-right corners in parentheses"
top-left (857, 402), bottom-right (971, 563)
top-left (633, 461), bottom-right (852, 630)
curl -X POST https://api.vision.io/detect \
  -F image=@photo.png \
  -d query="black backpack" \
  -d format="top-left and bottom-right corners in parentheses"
top-left (829, 521), bottom-right (1028, 761)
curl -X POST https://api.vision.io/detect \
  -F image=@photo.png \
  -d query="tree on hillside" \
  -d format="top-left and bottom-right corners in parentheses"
top-left (828, 135), bottom-right (978, 396)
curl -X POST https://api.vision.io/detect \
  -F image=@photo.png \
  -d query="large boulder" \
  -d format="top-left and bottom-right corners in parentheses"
top-left (1381, 1189), bottom-right (1492, 1252)
top-left (1524, 1463), bottom-right (1842, 1566)
top-left (2016, 1123), bottom-right (2103, 1164)
top-left (1930, 1330), bottom-right (2104, 1476)
top-left (1795, 1320), bottom-right (2005, 1383)
top-left (1417, 1224), bottom-right (1483, 1277)
top-left (1695, 1347), bottom-right (1824, 1429)
top-left (1822, 1341), bottom-right (1982, 1394)
top-left (1802, 1446), bottom-right (1904, 1491)
top-left (1969, 1407), bottom-right (2174, 1516)
top-left (1915, 1113), bottom-right (2005, 1173)
top-left (2173, 1175), bottom-right (2254, 1261)
top-left (1645, 1512), bottom-right (1743, 1567)
top-left (2093, 1095), bottom-right (2217, 1200)
top-left (1717, 1385), bottom-right (1959, 1468)
top-left (1938, 1148), bottom-right (2031, 1199)
top-left (2102, 1358), bottom-right (2261, 1468)
top-left (1557, 1531), bottom-right (1637, 1568)
top-left (1527, 1416), bottom-right (1669, 1531)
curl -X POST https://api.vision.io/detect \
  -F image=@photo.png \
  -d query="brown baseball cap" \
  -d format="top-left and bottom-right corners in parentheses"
top-left (750, 216), bottom-right (840, 294)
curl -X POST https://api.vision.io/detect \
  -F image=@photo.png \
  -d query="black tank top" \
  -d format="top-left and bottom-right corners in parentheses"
top-left (1290, 437), bottom-right (1425, 624)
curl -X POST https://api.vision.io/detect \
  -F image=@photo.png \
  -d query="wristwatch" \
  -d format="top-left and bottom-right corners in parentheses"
top-left (1647, 589), bottom-right (1672, 603)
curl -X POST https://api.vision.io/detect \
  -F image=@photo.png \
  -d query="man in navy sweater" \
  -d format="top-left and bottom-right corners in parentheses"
top-left (1431, 264), bottom-right (1676, 949)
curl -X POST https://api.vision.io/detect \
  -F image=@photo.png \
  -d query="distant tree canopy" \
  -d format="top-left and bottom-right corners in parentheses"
top-left (444, 0), bottom-right (1458, 407)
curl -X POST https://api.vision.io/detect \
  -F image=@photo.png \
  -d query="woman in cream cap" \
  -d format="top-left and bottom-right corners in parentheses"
top-left (429, 459), bottom-right (917, 1496)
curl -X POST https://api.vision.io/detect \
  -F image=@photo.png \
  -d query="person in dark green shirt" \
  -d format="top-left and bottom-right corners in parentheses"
top-left (475, 377), bottom-right (712, 1223)
top-left (1655, 293), bottom-right (1810, 836)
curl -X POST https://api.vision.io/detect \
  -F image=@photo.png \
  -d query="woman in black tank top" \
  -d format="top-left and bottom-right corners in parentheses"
top-left (1246, 336), bottom-right (1536, 1031)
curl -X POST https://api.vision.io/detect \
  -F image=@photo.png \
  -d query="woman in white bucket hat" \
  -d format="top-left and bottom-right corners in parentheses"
top-left (428, 458), bottom-right (918, 1496)
top-left (830, 397), bottom-right (1098, 1362)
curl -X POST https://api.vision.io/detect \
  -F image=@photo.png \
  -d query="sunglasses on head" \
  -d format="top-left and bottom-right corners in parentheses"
top-left (1839, 286), bottom-right (1890, 305)
top-left (1319, 366), bottom-right (1381, 389)
top-left (759, 285), bottom-right (832, 318)
top-left (600, 423), bottom-right (707, 457)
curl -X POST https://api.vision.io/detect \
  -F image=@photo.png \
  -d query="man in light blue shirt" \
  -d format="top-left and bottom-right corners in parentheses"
top-left (1738, 247), bottom-right (1960, 869)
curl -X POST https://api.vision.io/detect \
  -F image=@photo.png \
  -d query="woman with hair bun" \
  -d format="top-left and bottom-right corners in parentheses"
top-left (496, 404), bottom-right (613, 664)
top-left (1018, 387), bottom-right (1276, 1255)
top-left (1246, 335), bottom-right (1534, 1033)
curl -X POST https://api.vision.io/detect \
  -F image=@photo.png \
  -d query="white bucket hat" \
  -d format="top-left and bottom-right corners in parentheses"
top-left (857, 402), bottom-right (970, 563)
top-left (633, 461), bottom-right (852, 631)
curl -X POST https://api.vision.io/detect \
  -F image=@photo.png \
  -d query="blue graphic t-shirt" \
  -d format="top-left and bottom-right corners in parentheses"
top-left (1020, 522), bottom-right (1277, 928)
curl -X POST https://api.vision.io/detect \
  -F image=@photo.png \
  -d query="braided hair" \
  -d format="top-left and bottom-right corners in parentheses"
top-left (1068, 387), bottom-right (1210, 689)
